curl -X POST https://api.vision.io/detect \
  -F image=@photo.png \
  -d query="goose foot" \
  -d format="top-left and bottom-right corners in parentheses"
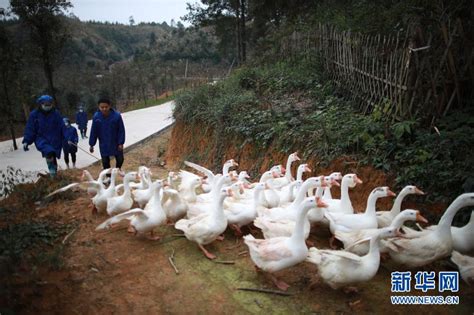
top-left (147, 231), bottom-right (161, 241)
top-left (198, 244), bottom-right (216, 260)
top-left (269, 274), bottom-right (290, 291)
top-left (91, 205), bottom-right (98, 215)
top-left (230, 224), bottom-right (243, 237)
top-left (216, 235), bottom-right (225, 241)
top-left (343, 286), bottom-right (359, 294)
top-left (305, 240), bottom-right (315, 247)
top-left (128, 225), bottom-right (137, 235)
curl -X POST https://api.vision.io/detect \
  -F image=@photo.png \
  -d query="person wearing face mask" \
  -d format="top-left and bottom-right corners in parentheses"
top-left (75, 104), bottom-right (88, 139)
top-left (22, 95), bottom-right (64, 178)
top-left (89, 97), bottom-right (126, 175)
top-left (62, 118), bottom-right (79, 169)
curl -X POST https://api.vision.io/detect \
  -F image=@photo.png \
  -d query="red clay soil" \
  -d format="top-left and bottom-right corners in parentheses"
top-left (1, 126), bottom-right (472, 314)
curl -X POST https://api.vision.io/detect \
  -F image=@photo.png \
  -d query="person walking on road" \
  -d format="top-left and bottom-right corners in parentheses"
top-left (62, 118), bottom-right (79, 169)
top-left (89, 98), bottom-right (126, 174)
top-left (76, 104), bottom-right (88, 139)
top-left (22, 95), bottom-right (64, 178)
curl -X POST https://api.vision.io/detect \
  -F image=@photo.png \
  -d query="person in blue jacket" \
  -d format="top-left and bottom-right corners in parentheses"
top-left (22, 95), bottom-right (64, 178)
top-left (89, 98), bottom-right (126, 173)
top-left (75, 104), bottom-right (88, 139)
top-left (62, 118), bottom-right (79, 169)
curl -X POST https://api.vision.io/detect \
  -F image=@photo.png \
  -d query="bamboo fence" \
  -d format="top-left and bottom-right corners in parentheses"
top-left (277, 22), bottom-right (473, 122)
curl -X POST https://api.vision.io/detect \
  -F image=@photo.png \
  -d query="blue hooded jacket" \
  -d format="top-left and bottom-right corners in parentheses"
top-left (23, 108), bottom-right (64, 158)
top-left (63, 125), bottom-right (79, 154)
top-left (76, 111), bottom-right (88, 129)
top-left (89, 109), bottom-right (125, 156)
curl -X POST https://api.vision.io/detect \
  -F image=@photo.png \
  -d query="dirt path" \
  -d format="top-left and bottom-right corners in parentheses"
top-left (2, 129), bottom-right (473, 314)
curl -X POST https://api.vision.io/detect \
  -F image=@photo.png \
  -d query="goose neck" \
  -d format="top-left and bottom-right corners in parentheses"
top-left (390, 190), bottom-right (408, 215)
top-left (291, 205), bottom-right (311, 242)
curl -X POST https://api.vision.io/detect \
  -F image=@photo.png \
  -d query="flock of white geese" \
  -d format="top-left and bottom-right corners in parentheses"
top-left (48, 152), bottom-right (474, 291)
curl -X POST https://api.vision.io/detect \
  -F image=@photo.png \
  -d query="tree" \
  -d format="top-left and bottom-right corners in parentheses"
top-left (149, 31), bottom-right (156, 47)
top-left (129, 15), bottom-right (135, 26)
top-left (10, 0), bottom-right (72, 103)
top-left (0, 15), bottom-right (19, 149)
top-left (184, 0), bottom-right (247, 65)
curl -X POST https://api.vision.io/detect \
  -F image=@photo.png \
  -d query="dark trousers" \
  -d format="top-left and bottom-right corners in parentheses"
top-left (79, 128), bottom-right (87, 138)
top-left (64, 151), bottom-right (76, 164)
top-left (45, 152), bottom-right (58, 177)
top-left (102, 152), bottom-right (124, 170)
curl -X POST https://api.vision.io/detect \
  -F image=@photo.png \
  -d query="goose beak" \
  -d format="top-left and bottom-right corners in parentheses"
top-left (415, 187), bottom-right (425, 195)
top-left (243, 182), bottom-right (251, 189)
top-left (281, 166), bottom-right (286, 174)
top-left (305, 166), bottom-right (312, 172)
top-left (239, 184), bottom-right (245, 194)
top-left (233, 160), bottom-right (239, 167)
top-left (201, 178), bottom-right (208, 184)
top-left (272, 171), bottom-right (279, 178)
top-left (416, 212), bottom-right (428, 224)
top-left (331, 178), bottom-right (340, 187)
top-left (316, 197), bottom-right (328, 208)
top-left (387, 189), bottom-right (396, 197)
top-left (355, 175), bottom-right (363, 184)
top-left (264, 183), bottom-right (270, 189)
top-left (294, 153), bottom-right (301, 161)
top-left (227, 188), bottom-right (234, 197)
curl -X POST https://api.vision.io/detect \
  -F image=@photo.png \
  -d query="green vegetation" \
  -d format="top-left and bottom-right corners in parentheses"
top-left (0, 173), bottom-right (78, 275)
top-left (174, 56), bottom-right (474, 202)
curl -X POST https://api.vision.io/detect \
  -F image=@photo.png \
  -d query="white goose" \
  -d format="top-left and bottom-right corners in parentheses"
top-left (322, 172), bottom-right (342, 199)
top-left (279, 180), bottom-right (303, 205)
top-left (177, 170), bottom-right (203, 204)
top-left (326, 187), bottom-right (396, 234)
top-left (92, 168), bottom-right (119, 214)
top-left (257, 176), bottom-right (326, 221)
top-left (184, 159), bottom-right (238, 193)
top-left (384, 193), bottom-right (474, 268)
top-left (323, 174), bottom-right (363, 215)
top-left (451, 251), bottom-right (474, 286)
top-left (254, 197), bottom-right (328, 239)
top-left (268, 152), bottom-right (300, 189)
top-left (192, 174), bottom-right (232, 208)
top-left (335, 209), bottom-right (428, 255)
top-left (43, 168), bottom-right (111, 200)
top-left (106, 172), bottom-right (139, 216)
top-left (225, 182), bottom-right (267, 235)
top-left (81, 168), bottom-right (111, 196)
top-left (306, 227), bottom-right (397, 290)
top-left (403, 210), bottom-right (474, 254)
top-left (286, 163), bottom-right (311, 201)
top-left (96, 180), bottom-right (166, 240)
top-left (244, 196), bottom-right (319, 291)
top-left (162, 188), bottom-right (189, 223)
top-left (376, 185), bottom-right (425, 228)
top-left (258, 170), bottom-right (281, 208)
top-left (129, 166), bottom-right (151, 190)
top-left (175, 187), bottom-right (231, 259)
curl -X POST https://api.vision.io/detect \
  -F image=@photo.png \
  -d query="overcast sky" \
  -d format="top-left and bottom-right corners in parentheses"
top-left (0, 0), bottom-right (193, 25)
